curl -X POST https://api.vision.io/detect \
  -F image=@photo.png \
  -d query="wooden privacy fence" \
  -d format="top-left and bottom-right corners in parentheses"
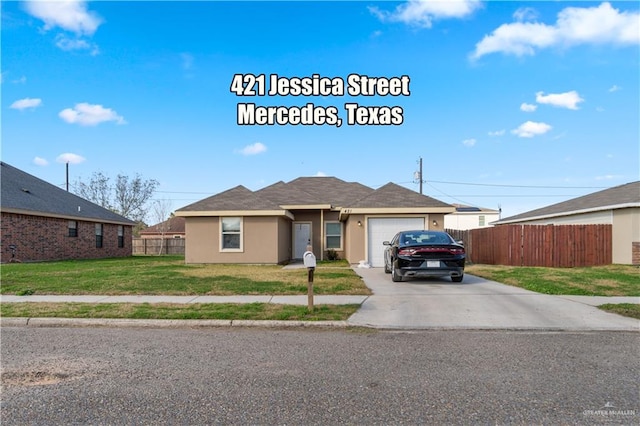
top-left (132, 238), bottom-right (185, 255)
top-left (446, 224), bottom-right (612, 267)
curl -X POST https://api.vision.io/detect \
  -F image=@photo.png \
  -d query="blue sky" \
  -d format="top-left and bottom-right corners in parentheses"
top-left (2, 0), bottom-right (639, 220)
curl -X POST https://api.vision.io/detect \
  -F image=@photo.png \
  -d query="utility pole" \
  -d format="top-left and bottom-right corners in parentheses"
top-left (414, 157), bottom-right (424, 194)
top-left (419, 157), bottom-right (423, 194)
top-left (66, 162), bottom-right (69, 191)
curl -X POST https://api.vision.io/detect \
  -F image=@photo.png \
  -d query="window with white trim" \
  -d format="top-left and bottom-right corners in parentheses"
top-left (221, 217), bottom-right (242, 251)
top-left (325, 222), bottom-right (342, 250)
top-left (479, 215), bottom-right (486, 227)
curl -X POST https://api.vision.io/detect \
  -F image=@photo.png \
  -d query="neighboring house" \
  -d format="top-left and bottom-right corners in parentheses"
top-left (493, 181), bottom-right (640, 265)
top-left (444, 204), bottom-right (500, 230)
top-left (139, 216), bottom-right (186, 239)
top-left (175, 177), bottom-right (455, 266)
top-left (0, 162), bottom-right (135, 263)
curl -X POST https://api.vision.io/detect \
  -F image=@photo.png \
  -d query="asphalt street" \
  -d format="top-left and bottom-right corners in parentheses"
top-left (1, 327), bottom-right (638, 425)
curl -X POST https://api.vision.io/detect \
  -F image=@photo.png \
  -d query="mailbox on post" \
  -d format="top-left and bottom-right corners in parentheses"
top-left (303, 250), bottom-right (316, 311)
top-left (303, 251), bottom-right (316, 269)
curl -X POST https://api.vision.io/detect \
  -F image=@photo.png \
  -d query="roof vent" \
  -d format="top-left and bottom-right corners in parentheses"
top-left (21, 188), bottom-right (31, 194)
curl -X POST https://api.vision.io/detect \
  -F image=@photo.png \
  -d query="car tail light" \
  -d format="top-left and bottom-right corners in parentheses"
top-left (398, 248), bottom-right (416, 256)
top-left (399, 247), bottom-right (465, 256)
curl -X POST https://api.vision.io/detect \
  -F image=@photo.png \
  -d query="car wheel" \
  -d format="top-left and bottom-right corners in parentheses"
top-left (384, 260), bottom-right (391, 274)
top-left (451, 274), bottom-right (464, 283)
top-left (391, 261), bottom-right (402, 282)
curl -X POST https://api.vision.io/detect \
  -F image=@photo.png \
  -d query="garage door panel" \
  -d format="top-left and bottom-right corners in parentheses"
top-left (368, 218), bottom-right (424, 267)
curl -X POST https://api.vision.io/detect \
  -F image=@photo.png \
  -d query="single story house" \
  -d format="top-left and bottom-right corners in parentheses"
top-left (444, 204), bottom-right (500, 230)
top-left (175, 176), bottom-right (455, 266)
top-left (0, 162), bottom-right (135, 263)
top-left (139, 216), bottom-right (186, 239)
top-left (493, 181), bottom-right (639, 265)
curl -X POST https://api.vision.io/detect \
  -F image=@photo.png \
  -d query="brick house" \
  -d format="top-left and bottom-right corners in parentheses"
top-left (1, 162), bottom-right (135, 262)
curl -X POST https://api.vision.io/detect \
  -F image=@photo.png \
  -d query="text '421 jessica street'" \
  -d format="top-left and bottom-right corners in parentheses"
top-left (230, 73), bottom-right (410, 127)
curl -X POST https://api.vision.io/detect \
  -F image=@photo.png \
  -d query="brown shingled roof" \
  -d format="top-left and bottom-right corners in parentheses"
top-left (178, 185), bottom-right (282, 212)
top-left (255, 181), bottom-right (319, 205)
top-left (497, 181), bottom-right (640, 223)
top-left (350, 183), bottom-right (452, 208)
top-left (284, 177), bottom-right (374, 206)
top-left (176, 178), bottom-right (454, 213)
top-left (140, 216), bottom-right (185, 235)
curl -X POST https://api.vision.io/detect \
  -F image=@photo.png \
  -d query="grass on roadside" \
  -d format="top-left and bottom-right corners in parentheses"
top-left (466, 264), bottom-right (639, 297)
top-left (0, 302), bottom-right (360, 321)
top-left (598, 304), bottom-right (640, 320)
top-left (0, 256), bottom-right (370, 296)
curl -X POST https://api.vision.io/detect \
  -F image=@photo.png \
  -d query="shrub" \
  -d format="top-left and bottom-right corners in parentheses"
top-left (326, 249), bottom-right (340, 261)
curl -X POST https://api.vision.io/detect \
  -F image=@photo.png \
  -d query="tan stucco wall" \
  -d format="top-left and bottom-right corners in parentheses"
top-left (344, 214), bottom-right (366, 263)
top-left (428, 214), bottom-right (445, 231)
top-left (612, 207), bottom-right (640, 265)
top-left (185, 216), bottom-right (283, 264)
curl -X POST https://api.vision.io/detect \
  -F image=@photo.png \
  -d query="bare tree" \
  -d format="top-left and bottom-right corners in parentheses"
top-left (74, 172), bottom-right (159, 222)
top-left (151, 199), bottom-right (173, 255)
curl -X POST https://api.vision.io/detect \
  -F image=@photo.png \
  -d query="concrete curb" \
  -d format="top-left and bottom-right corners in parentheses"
top-left (0, 317), bottom-right (349, 329)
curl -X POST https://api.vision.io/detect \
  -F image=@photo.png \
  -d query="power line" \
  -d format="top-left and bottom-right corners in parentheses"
top-left (426, 180), bottom-right (610, 189)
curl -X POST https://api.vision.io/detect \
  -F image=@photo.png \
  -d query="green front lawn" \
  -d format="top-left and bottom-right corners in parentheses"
top-left (0, 256), bottom-right (370, 296)
top-left (466, 264), bottom-right (639, 297)
top-left (0, 302), bottom-right (360, 321)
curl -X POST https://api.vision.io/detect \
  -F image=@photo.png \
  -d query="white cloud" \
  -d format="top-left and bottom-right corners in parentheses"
top-left (513, 7), bottom-right (539, 22)
top-left (369, 0), bottom-right (482, 28)
top-left (462, 138), bottom-right (476, 147)
top-left (471, 2), bottom-right (640, 59)
top-left (24, 0), bottom-right (102, 35)
top-left (56, 153), bottom-right (86, 164)
top-left (13, 76), bottom-right (27, 84)
top-left (58, 103), bottom-right (126, 126)
top-left (520, 103), bottom-right (537, 112)
top-left (238, 142), bottom-right (267, 156)
top-left (55, 34), bottom-right (99, 55)
top-left (595, 174), bottom-right (623, 180)
top-left (511, 121), bottom-right (552, 138)
top-left (536, 91), bottom-right (584, 110)
top-left (10, 97), bottom-right (42, 110)
top-left (315, 171), bottom-right (328, 177)
top-left (488, 129), bottom-right (505, 137)
top-left (33, 157), bottom-right (49, 166)
top-left (608, 84), bottom-right (621, 92)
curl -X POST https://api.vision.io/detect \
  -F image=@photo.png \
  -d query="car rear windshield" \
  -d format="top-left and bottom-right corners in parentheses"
top-left (400, 232), bottom-right (452, 245)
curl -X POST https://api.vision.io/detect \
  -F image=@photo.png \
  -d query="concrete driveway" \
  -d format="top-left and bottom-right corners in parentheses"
top-left (348, 268), bottom-right (640, 331)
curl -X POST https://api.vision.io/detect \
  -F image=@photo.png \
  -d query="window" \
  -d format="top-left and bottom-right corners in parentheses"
top-left (95, 223), bottom-right (103, 248)
top-left (117, 225), bottom-right (124, 248)
top-left (479, 215), bottom-right (486, 227)
top-left (325, 222), bottom-right (342, 250)
top-left (68, 220), bottom-right (78, 237)
top-left (221, 217), bottom-right (242, 251)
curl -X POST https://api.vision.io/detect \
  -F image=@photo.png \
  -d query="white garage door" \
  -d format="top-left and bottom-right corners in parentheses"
top-left (367, 218), bottom-right (425, 267)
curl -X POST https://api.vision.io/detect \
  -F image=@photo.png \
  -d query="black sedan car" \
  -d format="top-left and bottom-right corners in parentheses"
top-left (383, 230), bottom-right (465, 282)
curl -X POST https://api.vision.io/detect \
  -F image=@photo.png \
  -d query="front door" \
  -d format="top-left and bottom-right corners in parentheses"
top-left (293, 223), bottom-right (311, 259)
